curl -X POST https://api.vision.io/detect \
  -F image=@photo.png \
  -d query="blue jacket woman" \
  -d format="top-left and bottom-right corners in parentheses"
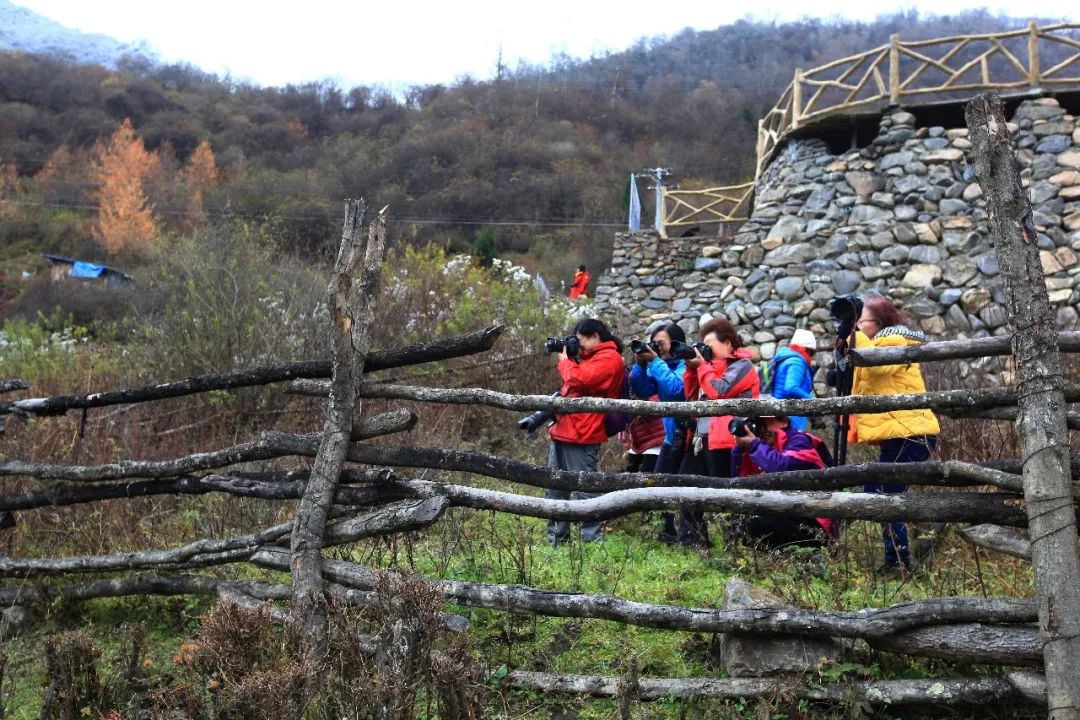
top-left (629, 355), bottom-right (686, 447)
top-left (628, 322), bottom-right (688, 544)
top-left (769, 328), bottom-right (817, 431)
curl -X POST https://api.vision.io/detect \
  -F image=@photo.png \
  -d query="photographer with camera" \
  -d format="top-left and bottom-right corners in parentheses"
top-left (543, 318), bottom-right (626, 546)
top-left (848, 296), bottom-right (940, 573)
top-left (729, 405), bottom-right (838, 548)
top-left (677, 318), bottom-right (761, 549)
top-left (628, 323), bottom-right (689, 543)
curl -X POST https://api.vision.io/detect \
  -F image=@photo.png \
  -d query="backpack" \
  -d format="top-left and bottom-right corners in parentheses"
top-left (806, 433), bottom-right (835, 468)
top-left (758, 356), bottom-right (787, 396)
top-left (759, 354), bottom-right (812, 397)
top-left (603, 365), bottom-right (634, 437)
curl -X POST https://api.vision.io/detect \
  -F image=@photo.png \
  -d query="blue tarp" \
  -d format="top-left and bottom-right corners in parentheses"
top-left (71, 261), bottom-right (106, 279)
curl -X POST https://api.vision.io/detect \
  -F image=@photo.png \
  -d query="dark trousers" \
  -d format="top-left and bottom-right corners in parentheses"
top-left (655, 443), bottom-right (686, 541)
top-left (625, 452), bottom-right (659, 474)
top-left (865, 435), bottom-right (937, 567)
top-left (734, 515), bottom-right (824, 549)
top-left (546, 440), bottom-right (602, 545)
top-left (672, 440), bottom-right (731, 547)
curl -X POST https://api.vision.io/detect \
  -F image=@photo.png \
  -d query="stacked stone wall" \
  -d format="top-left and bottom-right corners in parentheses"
top-left (593, 97), bottom-right (1080, 382)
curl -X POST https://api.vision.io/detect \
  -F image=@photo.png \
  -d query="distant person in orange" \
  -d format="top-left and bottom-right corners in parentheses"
top-left (569, 265), bottom-right (589, 300)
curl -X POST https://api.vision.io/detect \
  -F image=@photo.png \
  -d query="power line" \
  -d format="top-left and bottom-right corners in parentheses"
top-left (3, 197), bottom-right (625, 229)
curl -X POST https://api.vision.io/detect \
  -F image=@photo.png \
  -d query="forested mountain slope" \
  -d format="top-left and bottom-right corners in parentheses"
top-left (0, 11), bottom-right (1055, 280)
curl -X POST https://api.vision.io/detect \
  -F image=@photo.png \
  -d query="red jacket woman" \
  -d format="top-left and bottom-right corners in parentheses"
top-left (569, 266), bottom-right (590, 300)
top-left (549, 338), bottom-right (625, 445)
top-left (685, 346), bottom-right (760, 450)
top-left (545, 318), bottom-right (626, 546)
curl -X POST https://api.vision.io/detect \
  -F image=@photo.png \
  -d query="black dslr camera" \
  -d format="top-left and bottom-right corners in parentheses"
top-left (728, 416), bottom-right (765, 438)
top-left (827, 294), bottom-right (864, 339)
top-left (670, 340), bottom-right (713, 362)
top-left (630, 339), bottom-right (661, 355)
top-left (545, 335), bottom-right (581, 359)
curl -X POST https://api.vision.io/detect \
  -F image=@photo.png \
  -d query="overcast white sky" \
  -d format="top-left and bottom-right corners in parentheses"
top-left (12, 0), bottom-right (1080, 89)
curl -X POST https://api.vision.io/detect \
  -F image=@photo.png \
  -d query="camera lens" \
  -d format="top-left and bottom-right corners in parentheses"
top-left (630, 340), bottom-right (646, 354)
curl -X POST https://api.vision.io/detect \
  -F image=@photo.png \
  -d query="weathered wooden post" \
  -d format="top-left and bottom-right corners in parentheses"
top-left (1029, 21), bottom-right (1041, 90)
top-left (966, 92), bottom-right (1080, 719)
top-left (290, 199), bottom-right (388, 666)
top-left (791, 69), bottom-right (804, 130)
top-left (889, 34), bottom-right (901, 105)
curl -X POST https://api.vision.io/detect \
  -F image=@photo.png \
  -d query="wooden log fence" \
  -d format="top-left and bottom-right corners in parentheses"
top-left (4, 188), bottom-right (1080, 715)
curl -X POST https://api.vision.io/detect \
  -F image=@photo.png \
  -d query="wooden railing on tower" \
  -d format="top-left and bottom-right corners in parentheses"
top-left (659, 23), bottom-right (1080, 237)
top-left (660, 182), bottom-right (755, 237)
top-left (757, 21), bottom-right (1080, 177)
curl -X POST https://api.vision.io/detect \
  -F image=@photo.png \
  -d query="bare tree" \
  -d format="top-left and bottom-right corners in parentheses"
top-left (290, 200), bottom-right (388, 667)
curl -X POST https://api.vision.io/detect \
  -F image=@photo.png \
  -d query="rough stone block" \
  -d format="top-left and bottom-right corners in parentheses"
top-left (960, 288), bottom-right (991, 314)
top-left (1041, 250), bottom-right (1064, 274)
top-left (908, 245), bottom-right (943, 265)
top-left (1057, 150), bottom-right (1080, 169)
top-left (1050, 170), bottom-right (1080, 186)
top-left (1055, 247), bottom-right (1078, 269)
top-left (719, 578), bottom-right (842, 678)
top-left (775, 277), bottom-right (805, 300)
top-left (767, 215), bottom-right (806, 241)
top-left (914, 222), bottom-right (940, 244)
top-left (763, 243), bottom-right (816, 267)
top-left (847, 204), bottom-right (893, 224)
top-left (962, 183), bottom-right (983, 201)
top-left (902, 264), bottom-right (941, 288)
top-left (923, 148), bottom-right (964, 163)
top-left (942, 257), bottom-right (977, 286)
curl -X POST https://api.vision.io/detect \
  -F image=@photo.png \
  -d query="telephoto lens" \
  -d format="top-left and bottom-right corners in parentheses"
top-left (544, 337), bottom-right (564, 353)
top-left (669, 340), bottom-right (697, 360)
top-left (518, 410), bottom-right (556, 433)
top-left (630, 339), bottom-right (648, 354)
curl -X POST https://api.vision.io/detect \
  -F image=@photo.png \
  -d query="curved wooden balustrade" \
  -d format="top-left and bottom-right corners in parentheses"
top-left (661, 22), bottom-right (1080, 235)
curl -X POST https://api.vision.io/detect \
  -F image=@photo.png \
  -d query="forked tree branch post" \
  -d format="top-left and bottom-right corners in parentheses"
top-left (290, 200), bottom-right (389, 668)
top-left (967, 91), bottom-right (1080, 720)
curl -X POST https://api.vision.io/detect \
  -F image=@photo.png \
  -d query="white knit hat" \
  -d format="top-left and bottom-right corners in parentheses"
top-left (790, 328), bottom-right (816, 350)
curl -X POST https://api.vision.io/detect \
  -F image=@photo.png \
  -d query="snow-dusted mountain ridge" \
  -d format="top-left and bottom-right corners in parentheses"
top-left (0, 0), bottom-right (155, 67)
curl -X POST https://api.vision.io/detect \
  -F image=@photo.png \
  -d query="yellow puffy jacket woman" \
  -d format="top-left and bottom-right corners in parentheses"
top-left (850, 296), bottom-right (939, 573)
top-left (849, 328), bottom-right (941, 443)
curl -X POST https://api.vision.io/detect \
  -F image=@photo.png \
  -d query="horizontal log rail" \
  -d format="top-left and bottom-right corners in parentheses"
top-left (0, 325), bottom-right (503, 418)
top-left (503, 672), bottom-right (1031, 706)
top-left (0, 482), bottom-right (1028, 580)
top-left (350, 381), bottom-right (1080, 419)
top-left (257, 551), bottom-right (1046, 667)
top-left (851, 331), bottom-right (1080, 366)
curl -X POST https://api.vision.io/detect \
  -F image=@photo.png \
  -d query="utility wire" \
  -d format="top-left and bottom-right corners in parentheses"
top-left (3, 197), bottom-right (626, 229)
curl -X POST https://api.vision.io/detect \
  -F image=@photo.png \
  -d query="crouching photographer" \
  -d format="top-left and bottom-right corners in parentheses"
top-left (540, 318), bottom-right (625, 546)
top-left (729, 403), bottom-right (838, 548)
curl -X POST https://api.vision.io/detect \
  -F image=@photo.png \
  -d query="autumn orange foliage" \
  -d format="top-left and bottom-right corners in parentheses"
top-left (181, 139), bottom-right (218, 229)
top-left (92, 118), bottom-right (160, 255)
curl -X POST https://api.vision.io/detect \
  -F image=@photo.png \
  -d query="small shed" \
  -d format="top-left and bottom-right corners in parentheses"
top-left (41, 253), bottom-right (134, 288)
